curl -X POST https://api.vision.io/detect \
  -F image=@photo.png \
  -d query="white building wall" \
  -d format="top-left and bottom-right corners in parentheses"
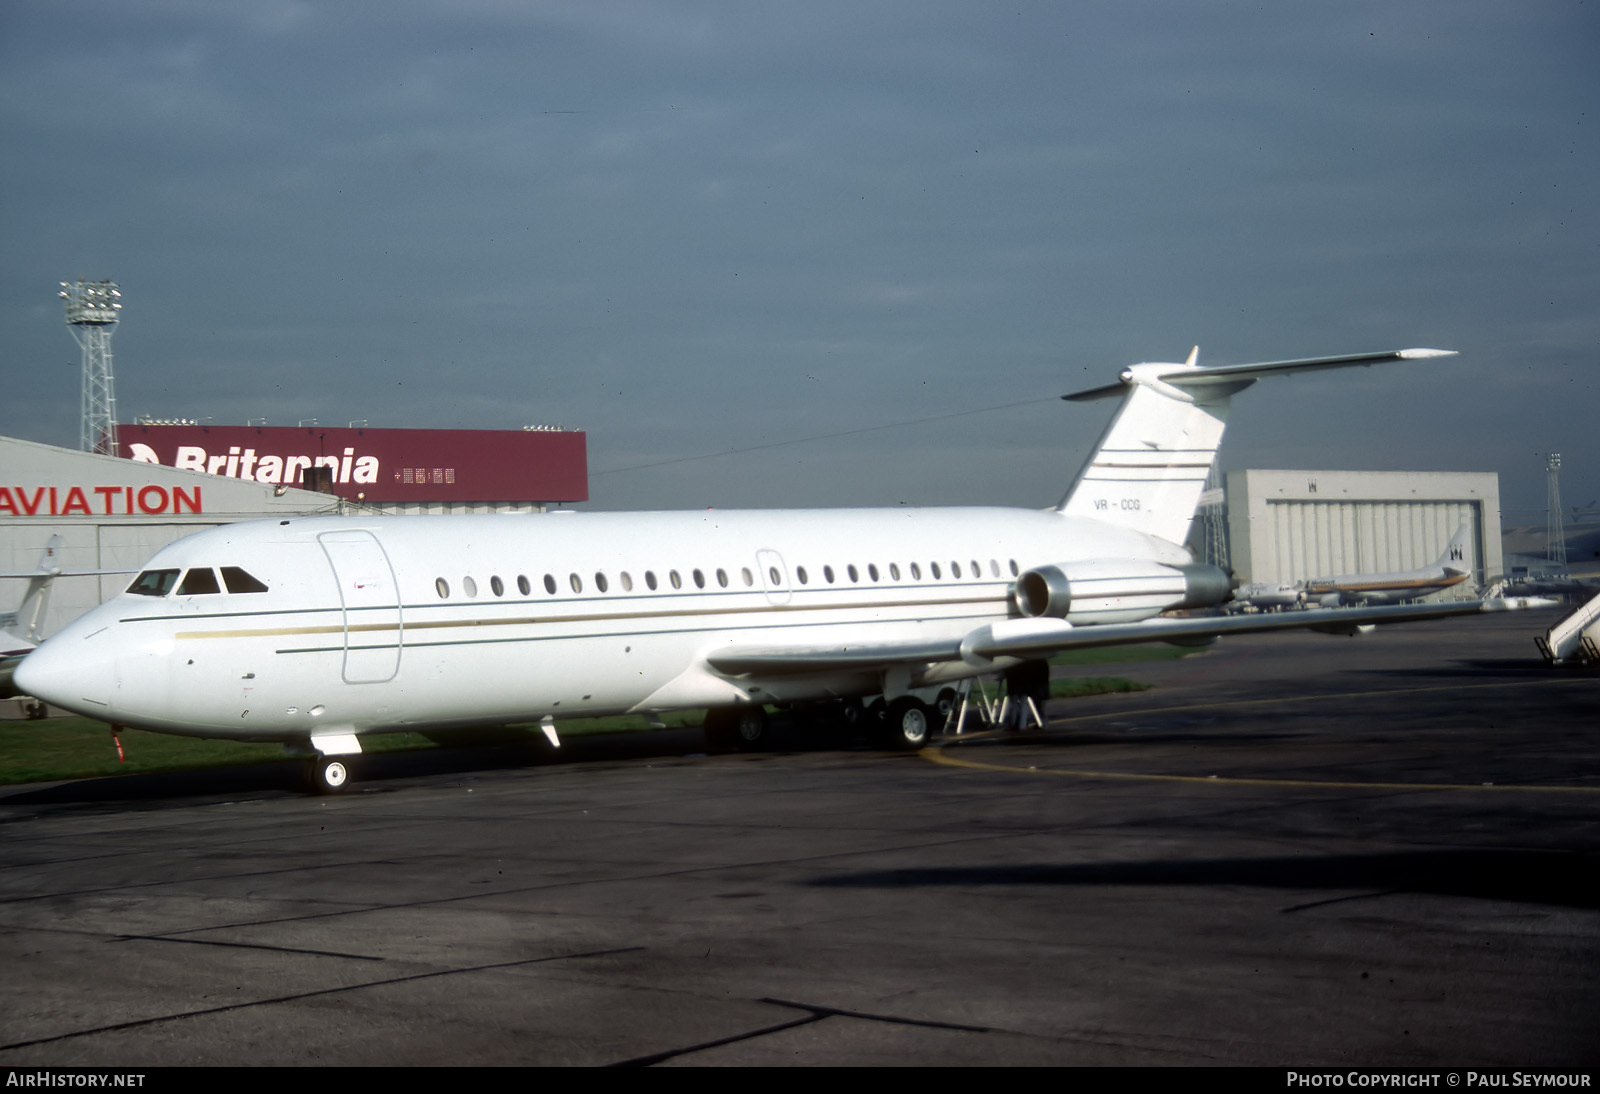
top-left (1226, 469), bottom-right (1502, 594)
top-left (1, 436), bottom-right (339, 639)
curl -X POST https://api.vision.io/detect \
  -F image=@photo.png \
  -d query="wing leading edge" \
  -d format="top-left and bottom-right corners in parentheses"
top-left (705, 599), bottom-right (1530, 677)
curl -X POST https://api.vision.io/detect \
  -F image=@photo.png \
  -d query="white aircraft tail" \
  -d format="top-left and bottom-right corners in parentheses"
top-left (1435, 521), bottom-right (1472, 573)
top-left (0, 535), bottom-right (65, 648)
top-left (1058, 348), bottom-right (1456, 546)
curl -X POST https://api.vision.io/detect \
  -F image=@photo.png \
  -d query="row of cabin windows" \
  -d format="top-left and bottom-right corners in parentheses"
top-left (434, 558), bottom-right (1022, 600)
top-left (127, 567), bottom-right (270, 597)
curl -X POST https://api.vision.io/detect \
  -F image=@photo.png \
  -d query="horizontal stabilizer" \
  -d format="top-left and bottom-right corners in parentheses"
top-left (1063, 348), bottom-right (1455, 402)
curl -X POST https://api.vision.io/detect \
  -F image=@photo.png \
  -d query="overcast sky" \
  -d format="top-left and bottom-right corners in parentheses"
top-left (2, 1), bottom-right (1595, 519)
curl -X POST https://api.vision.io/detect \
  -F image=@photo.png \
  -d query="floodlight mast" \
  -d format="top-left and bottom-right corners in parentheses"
top-left (60, 278), bottom-right (122, 456)
top-left (1546, 453), bottom-right (1567, 567)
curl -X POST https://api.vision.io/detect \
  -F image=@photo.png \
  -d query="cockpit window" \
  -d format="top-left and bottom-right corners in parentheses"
top-left (178, 568), bottom-right (221, 595)
top-left (221, 567), bottom-right (269, 593)
top-left (127, 569), bottom-right (180, 596)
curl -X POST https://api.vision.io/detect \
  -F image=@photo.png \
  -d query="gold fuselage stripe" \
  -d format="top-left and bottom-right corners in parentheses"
top-left (173, 590), bottom-right (1007, 641)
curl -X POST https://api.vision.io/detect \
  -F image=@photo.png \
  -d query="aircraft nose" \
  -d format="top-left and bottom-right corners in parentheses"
top-left (13, 624), bottom-right (119, 719)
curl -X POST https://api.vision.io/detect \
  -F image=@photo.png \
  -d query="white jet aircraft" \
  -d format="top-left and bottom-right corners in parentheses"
top-left (1305, 521), bottom-right (1474, 607)
top-left (17, 347), bottom-right (1511, 792)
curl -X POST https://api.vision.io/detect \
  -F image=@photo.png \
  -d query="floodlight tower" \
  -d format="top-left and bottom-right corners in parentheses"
top-left (59, 279), bottom-right (122, 455)
top-left (1546, 453), bottom-right (1567, 567)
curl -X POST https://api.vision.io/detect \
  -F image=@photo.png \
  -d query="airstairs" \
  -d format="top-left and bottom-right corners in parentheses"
top-left (1534, 586), bottom-right (1600, 665)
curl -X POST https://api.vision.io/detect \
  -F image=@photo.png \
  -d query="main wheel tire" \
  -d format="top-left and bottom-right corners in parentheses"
top-left (731, 705), bottom-right (771, 751)
top-left (704, 705), bottom-right (771, 752)
top-left (307, 757), bottom-right (350, 795)
top-left (878, 696), bottom-right (932, 751)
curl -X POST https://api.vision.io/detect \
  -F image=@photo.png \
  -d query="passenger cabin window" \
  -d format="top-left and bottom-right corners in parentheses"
top-left (595, 572), bottom-right (609, 593)
top-left (518, 575), bottom-right (532, 596)
top-left (620, 572), bottom-right (634, 591)
top-left (646, 571), bottom-right (658, 591)
top-left (178, 568), bottom-right (221, 595)
top-left (220, 567), bottom-right (269, 594)
top-left (436, 578), bottom-right (450, 599)
top-left (463, 576), bottom-right (478, 598)
top-left (128, 569), bottom-right (181, 597)
top-left (543, 574), bottom-right (556, 595)
top-left (490, 576), bottom-right (504, 597)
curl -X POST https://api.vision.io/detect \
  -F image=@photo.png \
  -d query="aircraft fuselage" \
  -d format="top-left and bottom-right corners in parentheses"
top-left (17, 507), bottom-right (1188, 742)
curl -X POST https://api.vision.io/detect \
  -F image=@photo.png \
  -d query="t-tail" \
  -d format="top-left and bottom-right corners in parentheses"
top-left (1057, 347), bottom-right (1457, 547)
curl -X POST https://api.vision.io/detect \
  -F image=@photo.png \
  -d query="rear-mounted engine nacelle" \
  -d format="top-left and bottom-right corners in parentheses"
top-left (1015, 559), bottom-right (1232, 624)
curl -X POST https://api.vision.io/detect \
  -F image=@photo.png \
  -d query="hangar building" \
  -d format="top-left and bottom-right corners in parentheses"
top-left (1224, 469), bottom-right (1503, 596)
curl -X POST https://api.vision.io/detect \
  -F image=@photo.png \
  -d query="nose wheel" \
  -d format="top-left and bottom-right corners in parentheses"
top-left (306, 756), bottom-right (351, 795)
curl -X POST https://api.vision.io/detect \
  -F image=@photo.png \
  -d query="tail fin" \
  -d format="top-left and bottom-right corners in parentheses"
top-left (0, 535), bottom-right (65, 647)
top-left (1436, 521), bottom-right (1472, 573)
top-left (1058, 348), bottom-right (1456, 546)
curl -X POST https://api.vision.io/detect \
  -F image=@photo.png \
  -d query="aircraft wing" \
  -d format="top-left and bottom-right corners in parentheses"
top-left (707, 638), bottom-right (963, 676)
top-left (705, 599), bottom-right (1536, 676)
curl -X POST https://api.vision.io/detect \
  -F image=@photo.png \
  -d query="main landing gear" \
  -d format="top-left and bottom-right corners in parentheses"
top-left (703, 705), bottom-right (772, 752)
top-left (705, 689), bottom-right (959, 754)
top-left (873, 695), bottom-right (935, 751)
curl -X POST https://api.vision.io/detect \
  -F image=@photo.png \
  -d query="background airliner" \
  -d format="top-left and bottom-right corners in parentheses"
top-left (16, 347), bottom-right (1518, 793)
top-left (1306, 521), bottom-right (1474, 607)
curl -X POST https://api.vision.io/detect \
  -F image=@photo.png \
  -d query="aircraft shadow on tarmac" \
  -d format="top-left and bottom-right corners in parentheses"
top-left (807, 849), bottom-right (1600, 911)
top-left (0, 730), bottom-right (706, 807)
top-left (0, 722), bottom-right (940, 807)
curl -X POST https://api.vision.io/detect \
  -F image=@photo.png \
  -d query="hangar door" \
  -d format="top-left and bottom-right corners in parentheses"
top-left (1264, 500), bottom-right (1484, 591)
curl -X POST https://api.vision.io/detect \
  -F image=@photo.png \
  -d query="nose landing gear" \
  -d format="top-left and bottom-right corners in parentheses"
top-left (306, 756), bottom-right (350, 794)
